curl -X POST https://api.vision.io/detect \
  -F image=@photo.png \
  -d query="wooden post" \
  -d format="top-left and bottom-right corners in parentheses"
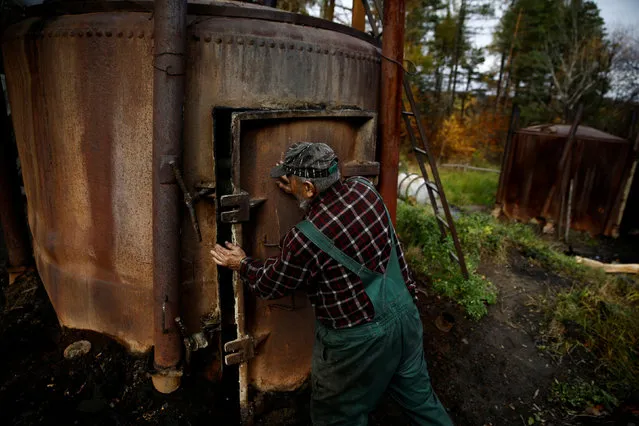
top-left (352, 0), bottom-right (365, 31)
top-left (496, 104), bottom-right (520, 204)
top-left (611, 132), bottom-right (639, 236)
top-left (378, 0), bottom-right (405, 225)
top-left (541, 104), bottom-right (583, 218)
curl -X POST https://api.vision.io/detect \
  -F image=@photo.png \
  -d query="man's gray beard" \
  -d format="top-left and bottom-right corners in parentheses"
top-left (298, 198), bottom-right (311, 212)
top-left (294, 192), bottom-right (311, 212)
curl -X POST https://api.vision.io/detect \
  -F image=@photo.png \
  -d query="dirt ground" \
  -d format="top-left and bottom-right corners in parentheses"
top-left (1, 248), bottom-right (638, 425)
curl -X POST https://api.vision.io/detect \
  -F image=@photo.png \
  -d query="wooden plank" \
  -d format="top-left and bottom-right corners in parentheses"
top-left (541, 104), bottom-right (584, 217)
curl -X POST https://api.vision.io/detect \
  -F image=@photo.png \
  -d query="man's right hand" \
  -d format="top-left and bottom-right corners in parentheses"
top-left (277, 175), bottom-right (293, 194)
top-left (274, 162), bottom-right (293, 194)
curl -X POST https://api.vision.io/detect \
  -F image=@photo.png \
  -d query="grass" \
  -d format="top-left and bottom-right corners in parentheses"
top-left (399, 153), bottom-right (499, 208)
top-left (544, 277), bottom-right (639, 387)
top-left (397, 197), bottom-right (639, 402)
top-left (550, 378), bottom-right (619, 412)
top-left (397, 202), bottom-right (500, 320)
top-left (437, 169), bottom-right (499, 208)
top-left (396, 200), bottom-right (590, 319)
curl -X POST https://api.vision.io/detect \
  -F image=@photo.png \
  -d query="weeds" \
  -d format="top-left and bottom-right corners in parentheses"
top-left (546, 276), bottom-right (639, 386)
top-left (397, 201), bottom-right (498, 319)
top-left (397, 201), bottom-right (639, 391)
top-left (550, 378), bottom-right (619, 412)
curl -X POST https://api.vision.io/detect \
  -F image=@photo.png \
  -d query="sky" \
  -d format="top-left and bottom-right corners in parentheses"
top-left (596, 0), bottom-right (639, 32)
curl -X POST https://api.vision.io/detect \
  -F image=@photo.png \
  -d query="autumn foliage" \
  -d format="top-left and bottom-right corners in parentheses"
top-left (402, 98), bottom-right (509, 165)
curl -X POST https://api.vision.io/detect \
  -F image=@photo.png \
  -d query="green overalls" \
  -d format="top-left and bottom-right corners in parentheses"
top-left (297, 178), bottom-right (453, 426)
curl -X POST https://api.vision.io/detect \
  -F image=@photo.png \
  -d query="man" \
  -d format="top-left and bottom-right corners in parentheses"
top-left (211, 142), bottom-right (452, 426)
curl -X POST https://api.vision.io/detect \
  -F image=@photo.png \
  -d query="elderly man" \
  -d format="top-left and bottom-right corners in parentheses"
top-left (211, 142), bottom-right (451, 426)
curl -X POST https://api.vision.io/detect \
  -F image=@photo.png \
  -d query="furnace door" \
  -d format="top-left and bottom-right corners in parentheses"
top-left (224, 110), bottom-right (378, 394)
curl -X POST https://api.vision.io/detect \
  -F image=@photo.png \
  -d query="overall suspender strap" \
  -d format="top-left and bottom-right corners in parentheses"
top-left (297, 177), bottom-right (401, 280)
top-left (296, 221), bottom-right (377, 278)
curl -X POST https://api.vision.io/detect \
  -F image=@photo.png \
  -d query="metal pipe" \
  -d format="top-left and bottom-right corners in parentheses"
top-left (0, 65), bottom-right (31, 270)
top-left (151, 0), bottom-right (187, 394)
top-left (378, 0), bottom-right (405, 225)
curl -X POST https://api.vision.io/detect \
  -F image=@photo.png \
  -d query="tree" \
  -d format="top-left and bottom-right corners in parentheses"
top-left (444, 0), bottom-right (493, 113)
top-left (609, 28), bottom-right (639, 105)
top-left (320, 0), bottom-right (336, 21)
top-left (405, 0), bottom-right (448, 87)
top-left (276, 0), bottom-right (317, 14)
top-left (493, 0), bottom-right (610, 124)
top-left (493, 0), bottom-right (559, 124)
top-left (460, 48), bottom-right (485, 120)
top-left (542, 0), bottom-right (610, 122)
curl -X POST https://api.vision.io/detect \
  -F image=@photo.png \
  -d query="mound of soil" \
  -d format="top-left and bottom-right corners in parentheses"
top-left (0, 271), bottom-right (230, 426)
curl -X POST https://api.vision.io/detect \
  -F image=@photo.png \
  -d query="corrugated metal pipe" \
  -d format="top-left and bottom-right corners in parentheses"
top-left (397, 172), bottom-right (442, 209)
top-left (151, 0), bottom-right (187, 394)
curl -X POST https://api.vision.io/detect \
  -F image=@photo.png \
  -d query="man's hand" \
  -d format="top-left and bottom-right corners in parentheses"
top-left (277, 175), bottom-right (293, 194)
top-left (211, 241), bottom-right (247, 271)
top-left (274, 161), bottom-right (293, 194)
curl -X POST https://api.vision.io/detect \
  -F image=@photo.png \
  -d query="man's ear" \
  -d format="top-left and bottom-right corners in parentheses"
top-left (303, 180), bottom-right (317, 198)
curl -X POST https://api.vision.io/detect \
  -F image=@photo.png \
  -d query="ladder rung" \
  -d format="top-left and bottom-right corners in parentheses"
top-left (425, 181), bottom-right (439, 192)
top-left (436, 215), bottom-right (450, 229)
top-left (449, 251), bottom-right (460, 264)
top-left (413, 146), bottom-right (427, 156)
top-left (402, 110), bottom-right (415, 116)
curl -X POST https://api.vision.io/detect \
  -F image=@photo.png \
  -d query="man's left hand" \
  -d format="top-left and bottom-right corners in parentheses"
top-left (211, 241), bottom-right (247, 271)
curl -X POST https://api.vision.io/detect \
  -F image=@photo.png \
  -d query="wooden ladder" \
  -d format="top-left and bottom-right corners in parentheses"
top-left (361, 0), bottom-right (470, 279)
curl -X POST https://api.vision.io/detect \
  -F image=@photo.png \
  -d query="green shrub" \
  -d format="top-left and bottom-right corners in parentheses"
top-left (396, 201), bottom-right (497, 319)
top-left (550, 379), bottom-right (619, 411)
top-left (548, 278), bottom-right (639, 383)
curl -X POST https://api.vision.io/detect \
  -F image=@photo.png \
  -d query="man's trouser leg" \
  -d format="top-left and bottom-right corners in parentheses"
top-left (311, 305), bottom-right (452, 426)
top-left (388, 307), bottom-right (452, 426)
top-left (311, 319), bottom-right (396, 426)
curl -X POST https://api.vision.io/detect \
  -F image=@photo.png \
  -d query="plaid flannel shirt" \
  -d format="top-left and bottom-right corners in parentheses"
top-left (239, 178), bottom-right (417, 329)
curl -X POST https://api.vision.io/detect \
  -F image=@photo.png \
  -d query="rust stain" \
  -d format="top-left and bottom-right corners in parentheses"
top-left (78, 21), bottom-right (116, 285)
top-left (4, 13), bottom-right (156, 350)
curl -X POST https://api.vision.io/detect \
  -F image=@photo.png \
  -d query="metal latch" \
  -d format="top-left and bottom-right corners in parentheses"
top-left (224, 333), bottom-right (270, 365)
top-left (170, 161), bottom-right (216, 242)
top-left (175, 316), bottom-right (211, 366)
top-left (219, 191), bottom-right (266, 224)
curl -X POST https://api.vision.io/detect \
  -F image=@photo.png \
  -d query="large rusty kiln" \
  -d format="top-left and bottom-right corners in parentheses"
top-left (1, 0), bottom-right (399, 414)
